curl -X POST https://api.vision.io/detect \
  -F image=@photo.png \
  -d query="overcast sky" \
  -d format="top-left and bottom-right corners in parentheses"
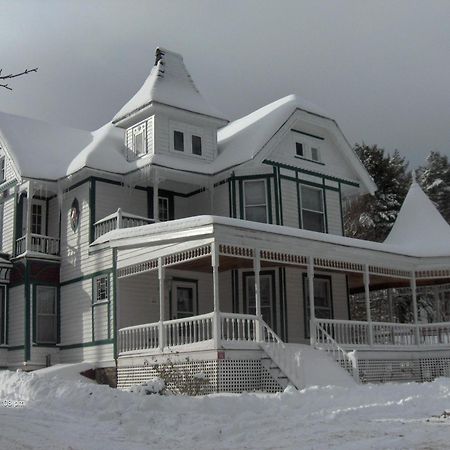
top-left (1, 0), bottom-right (450, 168)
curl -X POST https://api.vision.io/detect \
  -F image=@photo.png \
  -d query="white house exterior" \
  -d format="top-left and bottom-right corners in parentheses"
top-left (1, 47), bottom-right (450, 391)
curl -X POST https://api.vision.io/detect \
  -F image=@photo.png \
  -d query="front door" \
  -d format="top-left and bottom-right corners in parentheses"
top-left (171, 280), bottom-right (197, 319)
top-left (245, 272), bottom-right (275, 328)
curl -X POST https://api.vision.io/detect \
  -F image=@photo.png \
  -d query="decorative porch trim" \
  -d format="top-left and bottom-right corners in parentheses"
top-left (415, 269), bottom-right (450, 280)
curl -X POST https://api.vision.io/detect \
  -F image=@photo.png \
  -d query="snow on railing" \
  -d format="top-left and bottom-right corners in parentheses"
top-left (119, 322), bottom-right (159, 353)
top-left (164, 313), bottom-right (214, 347)
top-left (220, 313), bottom-right (258, 342)
top-left (314, 320), bottom-right (360, 382)
top-left (15, 234), bottom-right (60, 257)
top-left (94, 208), bottom-right (154, 240)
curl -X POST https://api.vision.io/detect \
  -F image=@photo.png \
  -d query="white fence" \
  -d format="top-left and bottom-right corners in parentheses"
top-left (15, 234), bottom-right (60, 256)
top-left (94, 209), bottom-right (154, 240)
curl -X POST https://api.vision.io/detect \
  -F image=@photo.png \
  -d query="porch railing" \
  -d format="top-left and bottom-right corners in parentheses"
top-left (15, 234), bottom-right (60, 257)
top-left (164, 313), bottom-right (214, 347)
top-left (314, 318), bottom-right (450, 348)
top-left (220, 313), bottom-right (258, 342)
top-left (94, 209), bottom-right (154, 240)
top-left (119, 322), bottom-right (159, 353)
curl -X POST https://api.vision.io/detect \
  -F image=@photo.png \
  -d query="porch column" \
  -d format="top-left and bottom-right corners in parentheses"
top-left (307, 256), bottom-right (315, 345)
top-left (387, 288), bottom-right (394, 323)
top-left (209, 181), bottom-right (215, 215)
top-left (410, 272), bottom-right (420, 345)
top-left (153, 170), bottom-right (159, 223)
top-left (212, 242), bottom-right (221, 348)
top-left (158, 257), bottom-right (165, 350)
top-left (253, 249), bottom-right (262, 342)
top-left (364, 264), bottom-right (373, 346)
top-left (434, 286), bottom-right (441, 322)
top-left (25, 181), bottom-right (33, 252)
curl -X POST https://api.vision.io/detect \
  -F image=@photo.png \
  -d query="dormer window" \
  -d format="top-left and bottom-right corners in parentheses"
top-left (192, 135), bottom-right (202, 156)
top-left (132, 123), bottom-right (147, 156)
top-left (311, 147), bottom-right (320, 162)
top-left (174, 131), bottom-right (184, 151)
top-left (295, 142), bottom-right (304, 157)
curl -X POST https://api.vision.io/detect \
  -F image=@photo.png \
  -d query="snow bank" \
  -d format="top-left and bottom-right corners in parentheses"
top-left (2, 369), bottom-right (450, 449)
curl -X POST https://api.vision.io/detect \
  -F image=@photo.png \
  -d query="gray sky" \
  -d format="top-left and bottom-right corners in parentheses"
top-left (1, 0), bottom-right (450, 168)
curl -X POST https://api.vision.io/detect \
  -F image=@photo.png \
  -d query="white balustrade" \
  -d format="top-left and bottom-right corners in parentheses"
top-left (94, 209), bottom-right (154, 240)
top-left (419, 322), bottom-right (450, 345)
top-left (118, 323), bottom-right (159, 353)
top-left (164, 313), bottom-right (214, 347)
top-left (15, 234), bottom-right (60, 256)
top-left (15, 236), bottom-right (26, 256)
top-left (220, 313), bottom-right (258, 342)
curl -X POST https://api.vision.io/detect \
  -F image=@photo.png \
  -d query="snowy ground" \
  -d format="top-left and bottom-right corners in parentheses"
top-left (1, 367), bottom-right (450, 450)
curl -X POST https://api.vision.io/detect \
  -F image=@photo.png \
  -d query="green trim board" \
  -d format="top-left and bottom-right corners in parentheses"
top-left (263, 159), bottom-right (360, 188)
top-left (272, 167), bottom-right (280, 225)
top-left (60, 268), bottom-right (112, 287)
top-left (24, 261), bottom-right (30, 361)
top-left (338, 183), bottom-right (345, 235)
top-left (58, 338), bottom-right (113, 350)
top-left (89, 178), bottom-right (96, 244)
top-left (291, 129), bottom-right (325, 141)
top-left (112, 249), bottom-right (118, 358)
top-left (322, 179), bottom-right (329, 233)
top-left (7, 345), bottom-right (24, 351)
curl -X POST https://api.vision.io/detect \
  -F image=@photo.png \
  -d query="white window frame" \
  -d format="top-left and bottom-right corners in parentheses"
top-left (93, 274), bottom-right (109, 305)
top-left (311, 146), bottom-right (321, 162)
top-left (31, 199), bottom-right (47, 236)
top-left (304, 275), bottom-right (333, 338)
top-left (169, 121), bottom-right (206, 159)
top-left (291, 132), bottom-right (323, 163)
top-left (132, 122), bottom-right (147, 157)
top-left (300, 185), bottom-right (325, 232)
top-left (171, 280), bottom-right (197, 319)
top-left (35, 285), bottom-right (57, 344)
top-left (158, 196), bottom-right (169, 222)
top-left (243, 179), bottom-right (268, 224)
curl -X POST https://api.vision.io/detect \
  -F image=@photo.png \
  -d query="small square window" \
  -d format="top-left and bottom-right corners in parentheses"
top-left (192, 135), bottom-right (202, 156)
top-left (311, 147), bottom-right (320, 161)
top-left (174, 131), bottom-right (184, 151)
top-left (296, 142), bottom-right (304, 157)
top-left (94, 275), bottom-right (109, 304)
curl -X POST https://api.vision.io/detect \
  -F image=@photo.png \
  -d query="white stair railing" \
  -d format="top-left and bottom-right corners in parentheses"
top-left (314, 321), bottom-right (359, 382)
top-left (220, 313), bottom-right (258, 342)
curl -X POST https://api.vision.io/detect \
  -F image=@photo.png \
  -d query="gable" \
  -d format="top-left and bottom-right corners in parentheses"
top-left (0, 142), bottom-right (20, 186)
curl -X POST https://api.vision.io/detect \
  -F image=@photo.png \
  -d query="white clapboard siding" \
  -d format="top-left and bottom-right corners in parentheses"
top-left (326, 189), bottom-right (343, 235)
top-left (212, 182), bottom-right (229, 217)
top-left (0, 348), bottom-right (7, 367)
top-left (6, 349), bottom-right (24, 368)
top-left (59, 343), bottom-right (114, 364)
top-left (47, 196), bottom-right (60, 238)
top-left (125, 116), bottom-right (154, 157)
top-left (8, 285), bottom-right (24, 347)
top-left (219, 270), bottom-right (233, 313)
top-left (95, 181), bottom-right (148, 221)
top-left (60, 280), bottom-right (93, 345)
top-left (281, 178), bottom-right (299, 228)
top-left (93, 303), bottom-right (109, 341)
top-left (60, 183), bottom-right (113, 282)
top-left (30, 347), bottom-right (60, 367)
top-left (2, 195), bottom-right (15, 255)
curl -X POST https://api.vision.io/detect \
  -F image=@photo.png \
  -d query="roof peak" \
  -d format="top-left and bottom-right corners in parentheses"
top-left (384, 181), bottom-right (450, 256)
top-left (113, 47), bottom-right (228, 125)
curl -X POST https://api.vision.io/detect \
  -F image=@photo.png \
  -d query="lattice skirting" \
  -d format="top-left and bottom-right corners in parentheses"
top-left (358, 357), bottom-right (450, 383)
top-left (117, 359), bottom-right (283, 394)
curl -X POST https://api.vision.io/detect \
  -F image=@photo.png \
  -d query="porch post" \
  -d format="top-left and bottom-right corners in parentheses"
top-left (209, 181), bottom-right (215, 215)
top-left (364, 264), bottom-right (373, 346)
top-left (410, 271), bottom-right (420, 345)
top-left (387, 288), bottom-right (394, 323)
top-left (25, 181), bottom-right (33, 253)
top-left (212, 242), bottom-right (221, 348)
top-left (434, 286), bottom-right (441, 322)
top-left (253, 249), bottom-right (262, 342)
top-left (153, 169), bottom-right (159, 223)
top-left (158, 257), bottom-right (165, 350)
top-left (307, 256), bottom-right (315, 345)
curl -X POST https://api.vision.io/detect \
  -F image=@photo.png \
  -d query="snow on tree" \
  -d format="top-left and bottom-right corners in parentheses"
top-left (344, 143), bottom-right (411, 242)
top-left (417, 151), bottom-right (450, 223)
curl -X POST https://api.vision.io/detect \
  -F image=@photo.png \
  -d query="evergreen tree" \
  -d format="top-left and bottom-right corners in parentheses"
top-left (344, 144), bottom-right (410, 242)
top-left (417, 151), bottom-right (450, 223)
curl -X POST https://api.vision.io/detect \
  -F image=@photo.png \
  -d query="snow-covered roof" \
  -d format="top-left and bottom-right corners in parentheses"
top-left (384, 181), bottom-right (450, 257)
top-left (113, 48), bottom-right (227, 124)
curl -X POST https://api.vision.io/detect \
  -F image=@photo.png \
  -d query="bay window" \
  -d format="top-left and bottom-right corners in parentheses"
top-left (301, 185), bottom-right (325, 232)
top-left (243, 180), bottom-right (268, 223)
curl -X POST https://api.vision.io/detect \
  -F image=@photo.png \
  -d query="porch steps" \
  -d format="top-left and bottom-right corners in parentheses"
top-left (260, 357), bottom-right (291, 390)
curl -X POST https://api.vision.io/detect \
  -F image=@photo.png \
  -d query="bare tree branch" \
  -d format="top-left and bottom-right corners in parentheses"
top-left (0, 67), bottom-right (38, 91)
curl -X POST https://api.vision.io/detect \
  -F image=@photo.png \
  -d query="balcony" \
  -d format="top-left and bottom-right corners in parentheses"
top-left (94, 209), bottom-right (154, 240)
top-left (15, 234), bottom-right (60, 257)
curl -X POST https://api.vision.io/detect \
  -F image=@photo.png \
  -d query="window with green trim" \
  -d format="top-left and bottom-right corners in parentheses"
top-left (94, 275), bottom-right (109, 304)
top-left (36, 286), bottom-right (57, 344)
top-left (300, 185), bottom-right (325, 232)
top-left (243, 180), bottom-right (268, 223)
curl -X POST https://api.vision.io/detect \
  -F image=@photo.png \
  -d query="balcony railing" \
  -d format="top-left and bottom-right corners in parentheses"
top-left (94, 209), bottom-right (154, 240)
top-left (15, 234), bottom-right (60, 257)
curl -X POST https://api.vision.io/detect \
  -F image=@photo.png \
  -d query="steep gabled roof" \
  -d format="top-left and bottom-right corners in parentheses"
top-left (113, 48), bottom-right (227, 124)
top-left (384, 180), bottom-right (450, 257)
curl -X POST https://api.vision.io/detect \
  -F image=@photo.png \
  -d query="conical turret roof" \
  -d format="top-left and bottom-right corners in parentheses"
top-left (384, 180), bottom-right (450, 256)
top-left (113, 47), bottom-right (227, 124)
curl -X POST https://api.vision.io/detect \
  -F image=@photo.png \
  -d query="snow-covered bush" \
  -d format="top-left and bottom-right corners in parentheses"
top-left (128, 377), bottom-right (166, 396)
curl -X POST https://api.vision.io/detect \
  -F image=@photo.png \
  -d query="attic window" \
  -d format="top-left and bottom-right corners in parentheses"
top-left (311, 147), bottom-right (320, 162)
top-left (174, 131), bottom-right (184, 151)
top-left (192, 135), bottom-right (202, 156)
top-left (132, 123), bottom-right (147, 156)
top-left (295, 143), bottom-right (304, 157)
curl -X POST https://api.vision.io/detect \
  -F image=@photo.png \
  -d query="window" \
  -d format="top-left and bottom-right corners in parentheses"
top-left (244, 180), bottom-right (267, 223)
top-left (0, 157), bottom-right (5, 182)
top-left (31, 203), bottom-right (43, 235)
top-left (0, 286), bottom-right (5, 345)
top-left (174, 130), bottom-right (184, 151)
top-left (192, 135), bottom-right (202, 156)
top-left (132, 123), bottom-right (147, 156)
top-left (304, 276), bottom-right (333, 338)
top-left (245, 273), bottom-right (274, 328)
top-left (172, 280), bottom-right (197, 319)
top-left (36, 286), bottom-right (57, 344)
top-left (94, 275), bottom-right (109, 304)
top-left (311, 147), bottom-right (320, 162)
top-left (295, 142), bottom-right (304, 157)
top-left (158, 197), bottom-right (169, 222)
top-left (301, 186), bottom-right (325, 232)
